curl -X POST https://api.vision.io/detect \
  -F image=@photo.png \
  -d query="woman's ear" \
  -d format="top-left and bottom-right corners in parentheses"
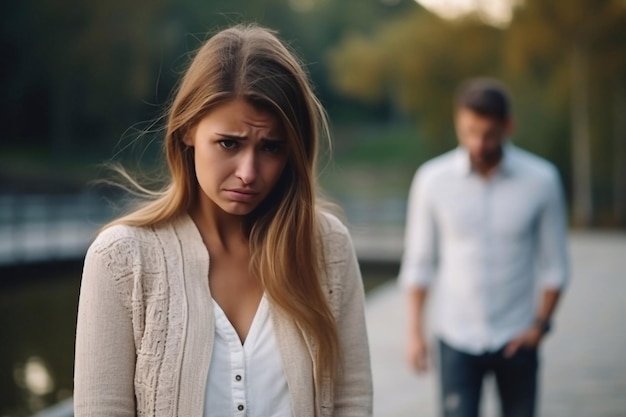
top-left (182, 132), bottom-right (194, 147)
top-left (181, 126), bottom-right (195, 147)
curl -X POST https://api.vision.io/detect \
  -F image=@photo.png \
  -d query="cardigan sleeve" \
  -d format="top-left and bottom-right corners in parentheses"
top-left (74, 236), bottom-right (137, 417)
top-left (327, 220), bottom-right (373, 417)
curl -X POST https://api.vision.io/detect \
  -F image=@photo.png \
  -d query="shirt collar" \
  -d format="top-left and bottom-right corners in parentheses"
top-left (454, 141), bottom-right (516, 177)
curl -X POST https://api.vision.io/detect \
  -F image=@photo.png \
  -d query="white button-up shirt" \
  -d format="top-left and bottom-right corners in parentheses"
top-left (398, 144), bottom-right (569, 354)
top-left (205, 295), bottom-right (293, 416)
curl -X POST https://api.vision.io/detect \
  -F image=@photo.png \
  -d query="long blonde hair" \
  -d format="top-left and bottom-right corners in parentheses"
top-left (106, 24), bottom-right (340, 382)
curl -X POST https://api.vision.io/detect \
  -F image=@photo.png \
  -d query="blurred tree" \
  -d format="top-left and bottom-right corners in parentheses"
top-left (260, 0), bottom-right (417, 123)
top-left (614, 79), bottom-right (626, 226)
top-left (328, 0), bottom-right (626, 227)
top-left (0, 0), bottom-right (414, 173)
top-left (506, 0), bottom-right (626, 227)
top-left (1, 0), bottom-right (173, 156)
top-left (328, 8), bottom-right (505, 152)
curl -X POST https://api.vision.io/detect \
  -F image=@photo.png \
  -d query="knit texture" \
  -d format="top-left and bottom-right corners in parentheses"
top-left (74, 212), bottom-right (372, 417)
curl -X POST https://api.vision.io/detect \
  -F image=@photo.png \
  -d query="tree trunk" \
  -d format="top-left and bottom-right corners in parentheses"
top-left (570, 42), bottom-right (593, 227)
top-left (614, 78), bottom-right (626, 227)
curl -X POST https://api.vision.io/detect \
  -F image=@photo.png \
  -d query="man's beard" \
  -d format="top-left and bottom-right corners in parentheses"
top-left (472, 146), bottom-right (503, 170)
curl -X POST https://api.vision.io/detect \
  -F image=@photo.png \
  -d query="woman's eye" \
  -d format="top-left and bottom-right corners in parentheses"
top-left (263, 141), bottom-right (284, 154)
top-left (218, 139), bottom-right (238, 149)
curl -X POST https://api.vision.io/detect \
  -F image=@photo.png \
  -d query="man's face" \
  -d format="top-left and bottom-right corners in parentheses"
top-left (455, 108), bottom-right (512, 171)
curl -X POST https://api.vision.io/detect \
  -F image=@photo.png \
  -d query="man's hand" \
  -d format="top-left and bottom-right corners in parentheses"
top-left (505, 288), bottom-right (561, 358)
top-left (504, 326), bottom-right (544, 358)
top-left (406, 333), bottom-right (429, 372)
top-left (405, 287), bottom-right (429, 372)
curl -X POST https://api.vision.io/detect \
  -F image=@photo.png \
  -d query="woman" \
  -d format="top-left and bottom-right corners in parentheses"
top-left (74, 24), bottom-right (372, 417)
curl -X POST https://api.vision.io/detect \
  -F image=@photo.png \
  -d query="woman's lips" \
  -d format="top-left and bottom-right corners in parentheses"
top-left (223, 189), bottom-right (259, 202)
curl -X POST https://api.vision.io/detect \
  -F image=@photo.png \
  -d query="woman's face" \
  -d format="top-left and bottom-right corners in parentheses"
top-left (184, 98), bottom-right (289, 218)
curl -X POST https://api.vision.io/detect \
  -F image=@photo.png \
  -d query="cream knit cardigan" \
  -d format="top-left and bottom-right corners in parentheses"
top-left (74, 212), bottom-right (373, 417)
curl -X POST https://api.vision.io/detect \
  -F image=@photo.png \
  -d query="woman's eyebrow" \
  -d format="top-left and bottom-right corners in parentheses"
top-left (216, 132), bottom-right (284, 142)
top-left (216, 132), bottom-right (247, 140)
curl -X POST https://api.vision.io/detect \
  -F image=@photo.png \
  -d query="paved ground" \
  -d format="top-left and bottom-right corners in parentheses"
top-left (358, 231), bottom-right (626, 417)
top-left (31, 230), bottom-right (626, 417)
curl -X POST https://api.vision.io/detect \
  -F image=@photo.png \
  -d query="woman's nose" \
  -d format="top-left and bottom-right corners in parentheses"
top-left (235, 150), bottom-right (257, 185)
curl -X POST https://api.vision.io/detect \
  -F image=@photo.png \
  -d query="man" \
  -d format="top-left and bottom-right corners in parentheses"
top-left (398, 78), bottom-right (569, 417)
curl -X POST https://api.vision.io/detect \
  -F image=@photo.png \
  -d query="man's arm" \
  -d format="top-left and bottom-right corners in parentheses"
top-left (535, 288), bottom-right (562, 330)
top-left (405, 287), bottom-right (429, 372)
top-left (504, 288), bottom-right (561, 357)
top-left (398, 168), bottom-right (438, 372)
top-left (505, 167), bottom-right (569, 357)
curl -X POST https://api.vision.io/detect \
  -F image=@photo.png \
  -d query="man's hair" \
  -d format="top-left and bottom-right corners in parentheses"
top-left (454, 77), bottom-right (511, 121)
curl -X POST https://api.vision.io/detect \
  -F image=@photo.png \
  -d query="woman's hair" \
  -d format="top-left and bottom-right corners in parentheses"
top-left (106, 24), bottom-right (340, 382)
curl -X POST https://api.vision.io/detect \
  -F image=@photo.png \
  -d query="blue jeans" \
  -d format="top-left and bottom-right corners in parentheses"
top-left (438, 339), bottom-right (538, 417)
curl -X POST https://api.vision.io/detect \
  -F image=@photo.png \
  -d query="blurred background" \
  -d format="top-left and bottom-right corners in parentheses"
top-left (1, 0), bottom-right (625, 416)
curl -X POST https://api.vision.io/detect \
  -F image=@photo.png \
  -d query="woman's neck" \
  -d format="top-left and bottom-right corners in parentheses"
top-left (189, 202), bottom-right (247, 254)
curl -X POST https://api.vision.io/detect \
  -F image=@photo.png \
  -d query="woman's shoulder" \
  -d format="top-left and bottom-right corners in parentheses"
top-left (89, 223), bottom-right (156, 252)
top-left (85, 222), bottom-right (169, 274)
top-left (316, 210), bottom-right (356, 263)
top-left (317, 210), bottom-right (350, 239)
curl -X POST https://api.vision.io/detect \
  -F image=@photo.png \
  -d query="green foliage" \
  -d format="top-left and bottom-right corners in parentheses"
top-left (2, 0), bottom-right (626, 226)
top-left (332, 123), bottom-right (430, 167)
top-left (0, 0), bottom-right (414, 169)
top-left (327, 0), bottom-right (626, 227)
top-left (328, 8), bottom-right (505, 142)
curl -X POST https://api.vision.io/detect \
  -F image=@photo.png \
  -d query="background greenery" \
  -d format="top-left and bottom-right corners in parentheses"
top-left (2, 0), bottom-right (625, 226)
top-left (1, 2), bottom-right (626, 415)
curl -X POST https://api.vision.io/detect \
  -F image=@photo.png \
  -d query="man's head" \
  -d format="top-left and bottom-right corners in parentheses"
top-left (454, 78), bottom-right (513, 172)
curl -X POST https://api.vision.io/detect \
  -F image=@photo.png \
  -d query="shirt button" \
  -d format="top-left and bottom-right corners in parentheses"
top-left (235, 375), bottom-right (242, 381)
top-left (237, 404), bottom-right (244, 411)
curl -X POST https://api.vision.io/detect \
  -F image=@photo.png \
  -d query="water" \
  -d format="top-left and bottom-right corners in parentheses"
top-left (0, 261), bottom-right (396, 417)
top-left (0, 190), bottom-right (404, 416)
top-left (0, 264), bottom-right (82, 417)
top-left (0, 192), bottom-right (119, 416)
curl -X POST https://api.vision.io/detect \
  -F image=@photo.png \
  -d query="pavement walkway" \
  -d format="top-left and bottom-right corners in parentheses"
top-left (360, 231), bottom-right (626, 417)
top-left (32, 230), bottom-right (626, 417)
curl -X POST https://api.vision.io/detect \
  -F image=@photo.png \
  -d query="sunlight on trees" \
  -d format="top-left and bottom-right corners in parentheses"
top-left (506, 0), bottom-right (626, 226)
top-left (2, 0), bottom-right (625, 227)
top-left (329, 9), bottom-right (503, 149)
top-left (329, 0), bottom-right (626, 226)
top-left (413, 0), bottom-right (521, 27)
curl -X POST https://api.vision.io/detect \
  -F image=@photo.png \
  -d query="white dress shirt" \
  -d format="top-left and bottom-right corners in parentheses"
top-left (398, 144), bottom-right (569, 354)
top-left (205, 295), bottom-right (293, 417)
